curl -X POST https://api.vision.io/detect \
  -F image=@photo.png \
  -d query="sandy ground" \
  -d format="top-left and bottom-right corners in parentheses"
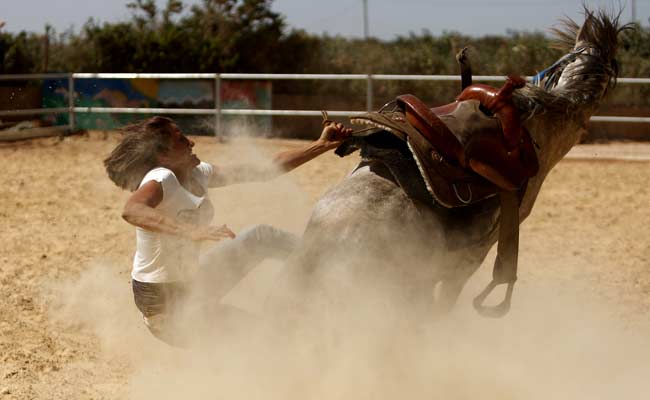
top-left (1, 131), bottom-right (649, 399)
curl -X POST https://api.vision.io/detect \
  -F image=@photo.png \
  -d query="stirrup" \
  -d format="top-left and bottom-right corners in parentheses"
top-left (472, 279), bottom-right (515, 318)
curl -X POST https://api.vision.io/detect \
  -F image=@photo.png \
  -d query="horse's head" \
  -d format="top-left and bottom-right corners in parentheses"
top-left (544, 9), bottom-right (630, 106)
top-left (532, 9), bottom-right (629, 106)
top-left (512, 9), bottom-right (630, 170)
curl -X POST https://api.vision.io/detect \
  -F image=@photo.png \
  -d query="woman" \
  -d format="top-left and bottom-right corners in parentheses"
top-left (104, 116), bottom-right (352, 345)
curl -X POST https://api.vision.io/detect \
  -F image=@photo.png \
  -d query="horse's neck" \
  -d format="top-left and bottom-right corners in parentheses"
top-left (518, 108), bottom-right (590, 219)
top-left (530, 114), bottom-right (587, 168)
top-left (526, 41), bottom-right (611, 172)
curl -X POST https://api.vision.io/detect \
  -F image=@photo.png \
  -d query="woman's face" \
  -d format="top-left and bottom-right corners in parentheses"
top-left (158, 124), bottom-right (201, 172)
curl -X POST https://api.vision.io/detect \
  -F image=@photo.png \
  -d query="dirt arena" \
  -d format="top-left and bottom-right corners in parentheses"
top-left (1, 131), bottom-right (650, 399)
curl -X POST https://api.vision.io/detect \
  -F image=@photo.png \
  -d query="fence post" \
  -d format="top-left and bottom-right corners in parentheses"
top-left (366, 74), bottom-right (373, 112)
top-left (68, 73), bottom-right (75, 132)
top-left (214, 73), bottom-right (222, 137)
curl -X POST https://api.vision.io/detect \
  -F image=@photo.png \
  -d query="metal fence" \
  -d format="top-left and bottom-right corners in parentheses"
top-left (1, 72), bottom-right (650, 137)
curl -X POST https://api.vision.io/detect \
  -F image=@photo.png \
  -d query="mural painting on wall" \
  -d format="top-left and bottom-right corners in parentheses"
top-left (220, 81), bottom-right (272, 134)
top-left (42, 79), bottom-right (272, 134)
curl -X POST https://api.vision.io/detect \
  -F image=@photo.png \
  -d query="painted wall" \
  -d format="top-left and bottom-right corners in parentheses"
top-left (42, 78), bottom-right (272, 135)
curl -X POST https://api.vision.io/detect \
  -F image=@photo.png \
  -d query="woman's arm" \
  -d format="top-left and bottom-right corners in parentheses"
top-left (207, 122), bottom-right (352, 187)
top-left (122, 181), bottom-right (235, 241)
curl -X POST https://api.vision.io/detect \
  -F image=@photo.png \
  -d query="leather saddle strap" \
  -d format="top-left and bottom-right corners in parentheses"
top-left (472, 189), bottom-right (520, 318)
top-left (495, 190), bottom-right (520, 283)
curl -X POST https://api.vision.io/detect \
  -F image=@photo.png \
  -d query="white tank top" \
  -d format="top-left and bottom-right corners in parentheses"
top-left (131, 162), bottom-right (215, 283)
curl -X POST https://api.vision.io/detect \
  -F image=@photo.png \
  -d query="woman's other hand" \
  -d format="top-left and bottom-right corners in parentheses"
top-left (189, 224), bottom-right (236, 241)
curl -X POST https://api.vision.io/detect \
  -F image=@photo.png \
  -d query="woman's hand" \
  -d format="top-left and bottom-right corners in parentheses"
top-left (188, 224), bottom-right (236, 241)
top-left (318, 121), bottom-right (353, 146)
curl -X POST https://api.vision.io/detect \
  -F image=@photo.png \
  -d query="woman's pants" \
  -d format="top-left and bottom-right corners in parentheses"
top-left (132, 224), bottom-right (299, 345)
top-left (194, 224), bottom-right (299, 301)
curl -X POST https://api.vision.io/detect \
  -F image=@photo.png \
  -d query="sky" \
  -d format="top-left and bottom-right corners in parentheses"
top-left (1, 0), bottom-right (647, 39)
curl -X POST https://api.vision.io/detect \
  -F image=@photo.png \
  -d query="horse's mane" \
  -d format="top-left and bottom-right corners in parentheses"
top-left (513, 8), bottom-right (632, 120)
top-left (549, 8), bottom-right (624, 67)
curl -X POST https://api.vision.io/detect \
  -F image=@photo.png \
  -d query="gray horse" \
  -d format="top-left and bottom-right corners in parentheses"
top-left (268, 10), bottom-right (627, 321)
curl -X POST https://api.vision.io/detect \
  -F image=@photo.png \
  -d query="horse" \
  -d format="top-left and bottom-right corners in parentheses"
top-left (266, 9), bottom-right (628, 322)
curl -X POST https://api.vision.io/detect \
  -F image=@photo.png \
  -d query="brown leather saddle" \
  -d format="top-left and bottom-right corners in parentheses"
top-left (396, 75), bottom-right (538, 205)
top-left (345, 75), bottom-right (539, 317)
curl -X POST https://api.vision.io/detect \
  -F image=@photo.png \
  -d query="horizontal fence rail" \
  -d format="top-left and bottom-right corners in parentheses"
top-left (1, 73), bottom-right (649, 137)
top-left (0, 107), bottom-right (69, 117)
top-left (68, 107), bottom-right (365, 117)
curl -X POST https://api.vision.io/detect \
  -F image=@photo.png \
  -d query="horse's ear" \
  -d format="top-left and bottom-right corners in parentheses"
top-left (575, 22), bottom-right (586, 44)
top-left (575, 9), bottom-right (595, 45)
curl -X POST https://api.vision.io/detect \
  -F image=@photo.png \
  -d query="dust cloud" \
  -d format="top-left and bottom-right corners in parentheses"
top-left (46, 126), bottom-right (650, 400)
top-left (50, 258), bottom-right (650, 400)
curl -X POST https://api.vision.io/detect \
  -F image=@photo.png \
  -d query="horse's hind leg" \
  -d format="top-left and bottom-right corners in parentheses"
top-left (433, 255), bottom-right (483, 314)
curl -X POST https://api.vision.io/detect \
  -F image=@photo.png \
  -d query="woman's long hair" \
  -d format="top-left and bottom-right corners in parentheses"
top-left (104, 116), bottom-right (176, 191)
